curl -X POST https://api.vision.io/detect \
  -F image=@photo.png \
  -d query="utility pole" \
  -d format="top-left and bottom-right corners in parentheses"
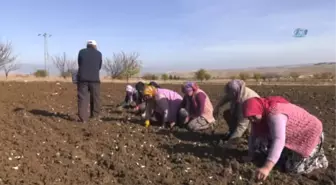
top-left (38, 33), bottom-right (52, 76)
top-left (63, 52), bottom-right (66, 63)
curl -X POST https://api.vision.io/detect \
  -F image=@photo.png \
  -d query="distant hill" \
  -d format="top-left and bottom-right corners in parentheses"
top-left (166, 62), bottom-right (336, 78)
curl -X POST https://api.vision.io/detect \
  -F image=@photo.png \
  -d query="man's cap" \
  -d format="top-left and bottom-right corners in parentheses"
top-left (87, 40), bottom-right (97, 46)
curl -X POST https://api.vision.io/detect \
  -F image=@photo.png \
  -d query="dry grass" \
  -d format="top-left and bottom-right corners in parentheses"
top-left (0, 75), bottom-right (334, 86)
top-left (1, 63), bottom-right (334, 86)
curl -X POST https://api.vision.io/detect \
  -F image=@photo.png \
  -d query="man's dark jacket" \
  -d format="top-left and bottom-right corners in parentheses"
top-left (77, 47), bottom-right (102, 82)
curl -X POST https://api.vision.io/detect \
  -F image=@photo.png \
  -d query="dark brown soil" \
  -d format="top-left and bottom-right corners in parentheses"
top-left (0, 82), bottom-right (334, 185)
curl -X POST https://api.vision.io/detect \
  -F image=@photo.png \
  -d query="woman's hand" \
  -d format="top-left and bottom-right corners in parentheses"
top-left (256, 160), bottom-right (275, 181)
top-left (169, 122), bottom-right (176, 129)
top-left (256, 167), bottom-right (271, 181)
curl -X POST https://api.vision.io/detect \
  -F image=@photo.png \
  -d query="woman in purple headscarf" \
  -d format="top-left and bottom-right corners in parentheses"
top-left (213, 80), bottom-right (260, 141)
top-left (178, 82), bottom-right (216, 131)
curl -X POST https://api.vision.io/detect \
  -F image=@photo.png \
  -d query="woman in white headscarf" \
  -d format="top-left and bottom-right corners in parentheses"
top-left (119, 85), bottom-right (140, 108)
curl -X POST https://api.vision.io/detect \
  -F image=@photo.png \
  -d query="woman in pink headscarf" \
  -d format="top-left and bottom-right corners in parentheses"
top-left (178, 82), bottom-right (216, 131)
top-left (242, 96), bottom-right (328, 181)
top-left (213, 80), bottom-right (260, 141)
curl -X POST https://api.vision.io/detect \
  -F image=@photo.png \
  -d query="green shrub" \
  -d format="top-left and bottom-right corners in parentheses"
top-left (34, 70), bottom-right (48, 77)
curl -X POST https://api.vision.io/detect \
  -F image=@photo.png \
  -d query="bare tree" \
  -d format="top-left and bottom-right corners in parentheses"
top-left (66, 59), bottom-right (77, 73)
top-left (103, 53), bottom-right (124, 79)
top-left (121, 52), bottom-right (141, 82)
top-left (3, 62), bottom-right (20, 79)
top-left (0, 41), bottom-right (17, 69)
top-left (52, 53), bottom-right (76, 78)
top-left (53, 54), bottom-right (66, 77)
top-left (103, 51), bottom-right (141, 81)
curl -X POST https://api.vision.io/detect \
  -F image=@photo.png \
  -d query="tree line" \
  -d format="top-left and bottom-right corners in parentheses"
top-left (142, 69), bottom-right (211, 81)
top-left (0, 41), bottom-right (223, 81)
top-left (0, 40), bottom-right (144, 80)
top-left (229, 71), bottom-right (335, 82)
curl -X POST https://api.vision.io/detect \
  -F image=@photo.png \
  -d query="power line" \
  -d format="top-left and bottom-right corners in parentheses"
top-left (38, 33), bottom-right (52, 76)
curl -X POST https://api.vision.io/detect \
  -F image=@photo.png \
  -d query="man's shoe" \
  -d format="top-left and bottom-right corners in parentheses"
top-left (90, 116), bottom-right (102, 122)
top-left (77, 119), bottom-right (87, 124)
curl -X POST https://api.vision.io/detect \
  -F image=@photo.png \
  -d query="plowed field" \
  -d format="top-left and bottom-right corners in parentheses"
top-left (0, 82), bottom-right (334, 185)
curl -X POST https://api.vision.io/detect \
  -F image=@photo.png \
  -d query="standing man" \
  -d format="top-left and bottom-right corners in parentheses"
top-left (77, 40), bottom-right (102, 123)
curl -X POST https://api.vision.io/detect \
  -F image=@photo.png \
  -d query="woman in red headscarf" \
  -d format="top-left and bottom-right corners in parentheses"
top-left (243, 96), bottom-right (328, 181)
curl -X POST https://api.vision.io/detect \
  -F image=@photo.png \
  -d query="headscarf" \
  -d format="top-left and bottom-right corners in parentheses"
top-left (135, 81), bottom-right (145, 93)
top-left (182, 82), bottom-right (200, 114)
top-left (143, 85), bottom-right (157, 97)
top-left (243, 96), bottom-right (290, 117)
top-left (243, 96), bottom-right (290, 136)
top-left (183, 82), bottom-right (199, 93)
top-left (126, 85), bottom-right (134, 93)
top-left (149, 81), bottom-right (160, 88)
top-left (225, 80), bottom-right (245, 101)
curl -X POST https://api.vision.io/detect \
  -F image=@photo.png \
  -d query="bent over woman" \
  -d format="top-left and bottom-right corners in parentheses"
top-left (178, 82), bottom-right (215, 131)
top-left (118, 85), bottom-right (139, 108)
top-left (142, 85), bottom-right (183, 128)
top-left (242, 96), bottom-right (328, 181)
top-left (213, 80), bottom-right (260, 141)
